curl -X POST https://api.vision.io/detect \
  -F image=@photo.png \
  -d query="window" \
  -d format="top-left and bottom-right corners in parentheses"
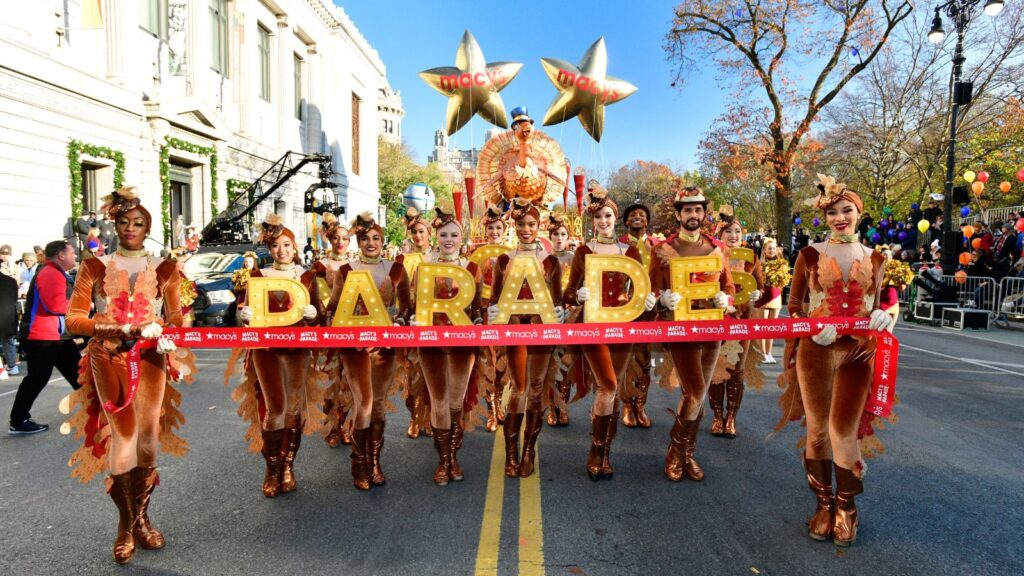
top-left (294, 53), bottom-right (304, 120)
top-left (139, 0), bottom-right (169, 41)
top-left (257, 24), bottom-right (271, 101)
top-left (209, 0), bottom-right (229, 76)
top-left (351, 93), bottom-right (361, 175)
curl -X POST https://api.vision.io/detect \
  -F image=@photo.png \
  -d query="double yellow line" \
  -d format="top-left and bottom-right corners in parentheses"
top-left (473, 431), bottom-right (545, 576)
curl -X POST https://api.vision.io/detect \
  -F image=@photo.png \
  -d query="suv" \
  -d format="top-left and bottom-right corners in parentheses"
top-left (189, 244), bottom-right (272, 326)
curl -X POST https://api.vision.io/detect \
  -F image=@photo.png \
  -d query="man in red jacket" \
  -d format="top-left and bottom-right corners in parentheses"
top-left (8, 240), bottom-right (80, 435)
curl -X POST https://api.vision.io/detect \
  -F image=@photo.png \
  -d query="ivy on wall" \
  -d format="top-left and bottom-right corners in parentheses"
top-left (159, 137), bottom-right (218, 245)
top-left (226, 178), bottom-right (251, 203)
top-left (67, 140), bottom-right (126, 219)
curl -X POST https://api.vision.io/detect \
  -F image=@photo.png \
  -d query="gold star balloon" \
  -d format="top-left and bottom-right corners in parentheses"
top-left (419, 30), bottom-right (523, 136)
top-left (541, 37), bottom-right (637, 142)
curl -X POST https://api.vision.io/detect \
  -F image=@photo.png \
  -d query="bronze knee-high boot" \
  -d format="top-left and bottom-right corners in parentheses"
top-left (707, 382), bottom-right (726, 436)
top-left (518, 410), bottom-right (544, 478)
top-left (432, 427), bottom-right (453, 486)
top-left (450, 409), bottom-right (465, 482)
top-left (601, 410), bottom-right (618, 478)
top-left (621, 394), bottom-right (637, 428)
top-left (486, 389), bottom-right (504, 432)
top-left (406, 394), bottom-right (421, 438)
top-left (131, 467), bottom-right (165, 550)
top-left (260, 429), bottom-right (286, 498)
top-left (109, 472), bottom-right (137, 564)
top-left (326, 403), bottom-right (350, 447)
top-left (586, 413), bottom-right (614, 481)
top-left (369, 419), bottom-right (386, 486)
top-left (281, 426), bottom-right (302, 493)
top-left (503, 412), bottom-right (523, 477)
top-left (350, 427), bottom-right (371, 491)
top-left (804, 456), bottom-right (835, 541)
top-left (558, 380), bottom-right (571, 426)
top-left (724, 375), bottom-right (744, 438)
top-left (633, 374), bottom-right (652, 429)
top-left (833, 465), bottom-right (864, 546)
top-left (664, 413), bottom-right (705, 481)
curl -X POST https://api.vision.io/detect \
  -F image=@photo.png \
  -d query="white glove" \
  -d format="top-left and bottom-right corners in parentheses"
top-left (302, 305), bottom-right (318, 321)
top-left (554, 306), bottom-right (568, 323)
top-left (409, 319), bottom-right (424, 327)
top-left (659, 290), bottom-right (681, 311)
top-left (748, 289), bottom-right (762, 303)
top-left (576, 286), bottom-right (591, 303)
top-left (487, 305), bottom-right (499, 323)
top-left (156, 337), bottom-right (177, 355)
top-left (473, 317), bottom-right (483, 325)
top-left (139, 322), bottom-right (163, 340)
top-left (393, 317), bottom-right (406, 327)
top-left (812, 325), bottom-right (837, 347)
top-left (237, 306), bottom-right (253, 323)
top-left (866, 309), bottom-right (890, 332)
top-left (712, 291), bottom-right (730, 310)
top-left (643, 292), bottom-right (657, 311)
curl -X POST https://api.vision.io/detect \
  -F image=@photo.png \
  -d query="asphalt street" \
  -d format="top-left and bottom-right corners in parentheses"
top-left (1, 323), bottom-right (1022, 575)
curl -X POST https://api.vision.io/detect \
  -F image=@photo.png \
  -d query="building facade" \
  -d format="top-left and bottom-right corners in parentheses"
top-left (0, 0), bottom-right (388, 253)
top-left (377, 80), bottom-right (403, 146)
top-left (426, 127), bottom-right (504, 180)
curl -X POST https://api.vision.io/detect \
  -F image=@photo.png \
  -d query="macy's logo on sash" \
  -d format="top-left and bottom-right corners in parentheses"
top-left (792, 321), bottom-right (811, 333)
top-left (667, 326), bottom-right (687, 337)
top-left (729, 324), bottom-right (748, 336)
top-left (542, 328), bottom-right (561, 340)
top-left (184, 331), bottom-right (202, 343)
top-left (300, 331), bottom-right (318, 343)
top-left (241, 331), bottom-right (261, 343)
top-left (480, 329), bottom-right (499, 341)
top-left (419, 330), bottom-right (439, 342)
top-left (604, 327), bottom-right (624, 338)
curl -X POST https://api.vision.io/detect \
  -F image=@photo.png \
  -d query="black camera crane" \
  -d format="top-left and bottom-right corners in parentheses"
top-left (200, 152), bottom-right (343, 245)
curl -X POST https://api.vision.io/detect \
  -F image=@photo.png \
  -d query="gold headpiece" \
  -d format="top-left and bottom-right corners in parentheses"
top-left (586, 184), bottom-right (618, 215)
top-left (404, 207), bottom-right (429, 231)
top-left (546, 211), bottom-right (569, 232)
top-left (672, 184), bottom-right (707, 209)
top-left (351, 211), bottom-right (382, 237)
top-left (483, 205), bottom-right (508, 226)
top-left (100, 186), bottom-right (149, 222)
top-left (813, 173), bottom-right (863, 211)
top-left (432, 205), bottom-right (462, 230)
top-left (259, 213), bottom-right (293, 244)
top-left (509, 197), bottom-right (541, 222)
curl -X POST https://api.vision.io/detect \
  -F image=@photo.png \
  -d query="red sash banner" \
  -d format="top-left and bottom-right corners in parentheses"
top-left (146, 317), bottom-right (898, 414)
top-left (102, 344), bottom-right (142, 414)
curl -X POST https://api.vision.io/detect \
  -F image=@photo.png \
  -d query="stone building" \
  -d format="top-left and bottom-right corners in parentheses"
top-left (377, 80), bottom-right (403, 145)
top-left (426, 127), bottom-right (504, 179)
top-left (0, 0), bottom-right (389, 252)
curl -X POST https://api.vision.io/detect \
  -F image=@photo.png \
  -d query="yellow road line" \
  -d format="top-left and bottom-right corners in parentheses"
top-left (519, 450), bottom-right (545, 576)
top-left (473, 431), bottom-right (506, 576)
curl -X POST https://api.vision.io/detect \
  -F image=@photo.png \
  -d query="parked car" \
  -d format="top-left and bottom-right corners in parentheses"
top-left (189, 244), bottom-right (272, 326)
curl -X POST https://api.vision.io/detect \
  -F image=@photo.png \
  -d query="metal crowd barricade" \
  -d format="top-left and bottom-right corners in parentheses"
top-left (940, 275), bottom-right (999, 314)
top-left (996, 277), bottom-right (1024, 319)
top-left (957, 205), bottom-right (1024, 227)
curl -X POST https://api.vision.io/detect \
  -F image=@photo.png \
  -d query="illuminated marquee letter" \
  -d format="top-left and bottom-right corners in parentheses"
top-left (668, 255), bottom-right (724, 321)
top-left (468, 244), bottom-right (512, 301)
top-left (415, 263), bottom-right (476, 326)
top-left (583, 254), bottom-right (651, 323)
top-left (246, 277), bottom-right (310, 328)
top-left (729, 247), bottom-right (757, 306)
top-left (331, 270), bottom-right (393, 327)
top-left (493, 256), bottom-right (558, 325)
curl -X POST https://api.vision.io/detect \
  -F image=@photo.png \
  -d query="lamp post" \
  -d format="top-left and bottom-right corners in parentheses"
top-left (928, 0), bottom-right (1005, 270)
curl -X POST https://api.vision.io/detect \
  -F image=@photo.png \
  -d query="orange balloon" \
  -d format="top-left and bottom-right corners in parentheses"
top-left (962, 225), bottom-right (975, 238)
top-left (958, 252), bottom-right (972, 265)
top-left (1000, 181), bottom-right (1012, 193)
top-left (971, 238), bottom-right (982, 249)
top-left (971, 181), bottom-right (984, 195)
top-left (955, 270), bottom-right (968, 284)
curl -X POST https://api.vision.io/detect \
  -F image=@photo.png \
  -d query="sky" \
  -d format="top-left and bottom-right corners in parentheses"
top-left (338, 0), bottom-right (729, 176)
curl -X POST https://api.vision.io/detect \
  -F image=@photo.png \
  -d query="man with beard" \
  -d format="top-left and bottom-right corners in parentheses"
top-left (649, 185), bottom-right (734, 482)
top-left (618, 200), bottom-right (656, 428)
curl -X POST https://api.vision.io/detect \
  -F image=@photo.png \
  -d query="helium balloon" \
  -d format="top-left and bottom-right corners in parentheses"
top-left (1017, 169), bottom-right (1024, 182)
top-left (971, 238), bottom-right (982, 249)
top-left (959, 252), bottom-right (972, 266)
top-left (911, 203), bottom-right (920, 210)
top-left (917, 219), bottom-right (930, 233)
top-left (887, 229), bottom-right (895, 238)
top-left (419, 30), bottom-right (523, 136)
top-left (963, 170), bottom-right (976, 183)
top-left (1000, 181), bottom-right (1012, 193)
top-left (879, 219), bottom-right (889, 229)
top-left (962, 225), bottom-right (975, 238)
top-left (955, 270), bottom-right (967, 284)
top-left (977, 171), bottom-right (989, 183)
top-left (871, 233), bottom-right (882, 244)
top-left (812, 217), bottom-right (820, 227)
top-left (882, 206), bottom-right (893, 216)
top-left (897, 231), bottom-right (908, 242)
top-left (540, 37), bottom-right (637, 142)
top-left (960, 206), bottom-right (971, 217)
top-left (1016, 219), bottom-right (1024, 232)
top-left (795, 217), bottom-right (802, 225)
top-left (896, 221), bottom-right (905, 230)
top-left (971, 181), bottom-right (984, 195)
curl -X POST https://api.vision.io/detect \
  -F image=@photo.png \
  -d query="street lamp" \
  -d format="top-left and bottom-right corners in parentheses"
top-left (927, 0), bottom-right (1005, 270)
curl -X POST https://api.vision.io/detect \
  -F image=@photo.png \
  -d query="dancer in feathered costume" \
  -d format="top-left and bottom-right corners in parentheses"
top-left (395, 207), bottom-right (433, 439)
top-left (230, 214), bottom-right (325, 499)
top-left (707, 207), bottom-right (764, 438)
top-left (544, 211), bottom-right (576, 427)
top-left (312, 214), bottom-right (352, 448)
top-left (64, 186), bottom-right (196, 564)
top-left (618, 199), bottom-right (657, 429)
top-left (563, 187), bottom-right (656, 480)
top-left (474, 205), bottom-right (511, 432)
top-left (649, 185), bottom-right (735, 482)
top-left (327, 212), bottom-right (412, 490)
top-left (776, 174), bottom-right (893, 546)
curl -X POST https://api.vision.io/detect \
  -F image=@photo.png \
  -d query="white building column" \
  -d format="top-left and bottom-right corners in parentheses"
top-left (186, 0), bottom-right (202, 95)
top-left (231, 0), bottom-right (249, 135)
top-left (276, 14), bottom-right (290, 148)
top-left (305, 45), bottom-right (319, 153)
top-left (103, 0), bottom-right (130, 82)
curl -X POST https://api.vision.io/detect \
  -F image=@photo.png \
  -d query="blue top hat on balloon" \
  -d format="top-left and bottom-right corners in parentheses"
top-left (510, 106), bottom-right (533, 128)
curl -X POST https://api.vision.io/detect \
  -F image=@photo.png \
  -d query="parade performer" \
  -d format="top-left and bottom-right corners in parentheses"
top-left (396, 207), bottom-right (433, 439)
top-left (413, 206), bottom-right (483, 485)
top-left (327, 212), bottom-right (412, 490)
top-left (649, 185), bottom-right (734, 482)
top-left (475, 205), bottom-right (511, 432)
top-left (618, 199), bottom-right (657, 429)
top-left (777, 174), bottom-right (892, 546)
top-left (754, 238), bottom-right (786, 364)
top-left (707, 208), bottom-right (764, 438)
top-left (65, 186), bottom-right (195, 564)
top-left (312, 214), bottom-right (353, 448)
top-left (545, 212), bottom-right (576, 427)
top-left (489, 199), bottom-right (566, 478)
top-left (564, 188), bottom-right (655, 480)
top-left (232, 214), bottom-right (324, 499)
top-left (880, 253), bottom-right (912, 330)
